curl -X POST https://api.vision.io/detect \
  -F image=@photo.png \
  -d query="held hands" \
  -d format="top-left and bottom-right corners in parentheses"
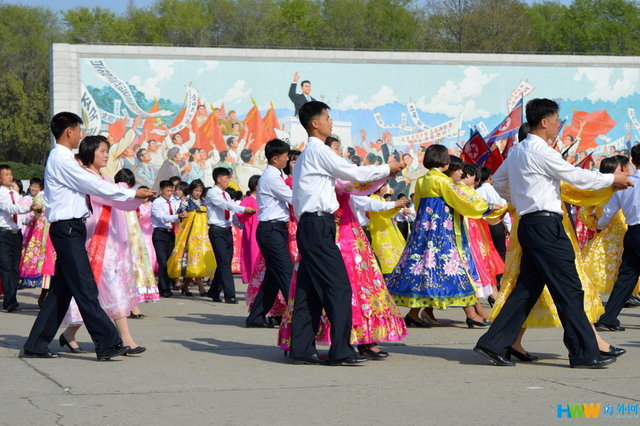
top-left (30, 203), bottom-right (44, 213)
top-left (612, 170), bottom-right (634, 190)
top-left (394, 198), bottom-right (409, 208)
top-left (244, 207), bottom-right (257, 215)
top-left (135, 188), bottom-right (156, 199)
top-left (388, 156), bottom-right (404, 175)
top-left (178, 212), bottom-right (189, 219)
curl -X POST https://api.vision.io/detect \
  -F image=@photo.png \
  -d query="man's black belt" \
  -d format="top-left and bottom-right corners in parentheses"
top-left (0, 228), bottom-right (20, 234)
top-left (260, 220), bottom-right (288, 224)
top-left (53, 217), bottom-right (87, 224)
top-left (521, 211), bottom-right (562, 221)
top-left (301, 211), bottom-right (333, 218)
top-left (154, 227), bottom-right (173, 233)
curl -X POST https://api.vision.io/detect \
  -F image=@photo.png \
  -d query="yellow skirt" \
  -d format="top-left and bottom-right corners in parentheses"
top-left (168, 209), bottom-right (216, 278)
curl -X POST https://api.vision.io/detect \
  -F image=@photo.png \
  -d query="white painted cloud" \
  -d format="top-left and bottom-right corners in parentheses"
top-left (416, 66), bottom-right (498, 119)
top-left (573, 67), bottom-right (639, 102)
top-left (338, 86), bottom-right (398, 110)
top-left (196, 61), bottom-right (219, 76)
top-left (129, 59), bottom-right (182, 98)
top-left (214, 80), bottom-right (253, 106)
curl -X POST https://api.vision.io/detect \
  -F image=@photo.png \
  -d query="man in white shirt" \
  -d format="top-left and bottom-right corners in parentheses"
top-left (289, 101), bottom-right (403, 366)
top-left (204, 167), bottom-right (256, 304)
top-left (475, 98), bottom-right (631, 369)
top-left (0, 165), bottom-right (42, 312)
top-left (351, 194), bottom-right (406, 243)
top-left (596, 145), bottom-right (640, 332)
top-left (164, 125), bottom-right (196, 156)
top-left (246, 139), bottom-right (293, 328)
top-left (24, 112), bottom-right (154, 361)
top-left (151, 180), bottom-right (186, 298)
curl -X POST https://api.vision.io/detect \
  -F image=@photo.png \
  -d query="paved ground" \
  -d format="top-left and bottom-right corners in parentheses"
top-left (2, 280), bottom-right (639, 425)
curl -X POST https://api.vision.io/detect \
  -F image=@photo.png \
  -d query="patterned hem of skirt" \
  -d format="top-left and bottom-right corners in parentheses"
top-left (392, 295), bottom-right (478, 309)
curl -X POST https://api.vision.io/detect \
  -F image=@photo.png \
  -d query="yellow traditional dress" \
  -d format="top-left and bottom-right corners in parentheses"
top-left (368, 194), bottom-right (406, 275)
top-left (489, 183), bottom-right (612, 327)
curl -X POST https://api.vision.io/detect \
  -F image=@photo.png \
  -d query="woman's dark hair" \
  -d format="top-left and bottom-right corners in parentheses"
top-left (13, 178), bottom-right (24, 195)
top-left (248, 174), bottom-right (260, 193)
top-left (325, 136), bottom-right (340, 148)
top-left (350, 155), bottom-right (362, 166)
top-left (78, 135), bottom-right (110, 167)
top-left (518, 122), bottom-right (530, 142)
top-left (114, 168), bottom-right (136, 188)
top-left (283, 149), bottom-right (301, 176)
top-left (188, 179), bottom-right (205, 197)
top-left (443, 155), bottom-right (463, 177)
top-left (615, 154), bottom-right (630, 169)
top-left (461, 163), bottom-right (480, 184)
top-left (423, 144), bottom-right (449, 169)
top-left (599, 156), bottom-right (620, 174)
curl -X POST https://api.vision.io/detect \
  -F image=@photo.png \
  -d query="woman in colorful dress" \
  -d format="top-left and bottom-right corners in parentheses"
top-left (236, 175), bottom-right (261, 284)
top-left (368, 183), bottom-right (406, 278)
top-left (278, 137), bottom-right (407, 358)
top-left (136, 186), bottom-right (158, 275)
top-left (167, 179), bottom-right (217, 296)
top-left (114, 170), bottom-right (159, 318)
top-left (386, 145), bottom-right (506, 329)
top-left (60, 138), bottom-right (146, 355)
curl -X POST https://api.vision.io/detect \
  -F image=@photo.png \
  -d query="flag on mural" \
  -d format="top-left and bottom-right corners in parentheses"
top-left (562, 110), bottom-right (617, 151)
top-left (486, 98), bottom-right (523, 144)
top-left (243, 99), bottom-right (268, 150)
top-left (108, 117), bottom-right (127, 143)
top-left (199, 105), bottom-right (226, 152)
top-left (576, 152), bottom-right (594, 170)
top-left (262, 102), bottom-right (281, 143)
top-left (460, 131), bottom-right (491, 165)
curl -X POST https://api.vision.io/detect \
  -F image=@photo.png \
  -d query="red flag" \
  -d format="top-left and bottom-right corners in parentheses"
top-left (243, 100), bottom-right (268, 151)
top-left (484, 146), bottom-right (504, 173)
top-left (170, 107), bottom-right (190, 143)
top-left (143, 100), bottom-right (160, 135)
top-left (108, 118), bottom-right (127, 143)
top-left (219, 103), bottom-right (227, 120)
top-left (576, 153), bottom-right (594, 170)
top-left (562, 110), bottom-right (617, 152)
top-left (355, 146), bottom-right (368, 158)
top-left (502, 136), bottom-right (514, 159)
top-left (460, 132), bottom-right (490, 165)
top-left (486, 98), bottom-right (523, 145)
top-left (200, 107), bottom-right (226, 152)
top-left (262, 102), bottom-right (280, 143)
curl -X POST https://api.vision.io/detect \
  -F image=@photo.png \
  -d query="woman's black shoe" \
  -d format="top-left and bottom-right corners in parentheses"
top-left (487, 296), bottom-right (495, 307)
top-left (506, 346), bottom-right (538, 362)
top-left (404, 314), bottom-right (430, 328)
top-left (358, 344), bottom-right (389, 360)
top-left (181, 288), bottom-right (193, 296)
top-left (466, 318), bottom-right (489, 328)
top-left (59, 334), bottom-right (88, 354)
top-left (128, 313), bottom-right (145, 319)
top-left (599, 345), bottom-right (626, 357)
top-left (199, 291), bottom-right (207, 297)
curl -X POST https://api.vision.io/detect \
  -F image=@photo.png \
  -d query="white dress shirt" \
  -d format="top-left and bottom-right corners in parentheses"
top-left (0, 186), bottom-right (30, 231)
top-left (476, 182), bottom-right (512, 231)
top-left (203, 185), bottom-right (245, 227)
top-left (44, 144), bottom-right (136, 222)
top-left (598, 170), bottom-right (640, 229)
top-left (257, 165), bottom-right (292, 222)
top-left (151, 196), bottom-right (180, 229)
top-left (492, 134), bottom-right (614, 216)
top-left (292, 137), bottom-right (390, 218)
top-left (350, 195), bottom-right (396, 227)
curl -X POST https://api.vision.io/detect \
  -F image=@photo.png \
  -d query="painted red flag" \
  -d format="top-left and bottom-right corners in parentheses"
top-left (562, 110), bottom-right (617, 152)
top-left (108, 118), bottom-right (127, 143)
top-left (243, 100), bottom-right (268, 151)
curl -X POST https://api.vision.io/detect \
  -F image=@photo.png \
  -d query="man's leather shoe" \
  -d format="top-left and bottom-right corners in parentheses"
top-left (225, 297), bottom-right (239, 304)
top-left (161, 290), bottom-right (173, 298)
top-left (570, 356), bottom-right (616, 369)
top-left (5, 303), bottom-right (19, 313)
top-left (600, 346), bottom-right (626, 357)
top-left (624, 297), bottom-right (640, 307)
top-left (330, 354), bottom-right (368, 366)
top-left (595, 322), bottom-right (625, 332)
top-left (210, 295), bottom-right (222, 302)
top-left (23, 349), bottom-right (59, 358)
top-left (245, 321), bottom-right (274, 328)
top-left (292, 354), bottom-right (329, 365)
top-left (126, 346), bottom-right (146, 355)
top-left (474, 345), bottom-right (515, 366)
top-left (96, 344), bottom-right (131, 361)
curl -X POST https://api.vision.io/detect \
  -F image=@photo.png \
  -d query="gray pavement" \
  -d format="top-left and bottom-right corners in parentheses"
top-left (2, 280), bottom-right (639, 425)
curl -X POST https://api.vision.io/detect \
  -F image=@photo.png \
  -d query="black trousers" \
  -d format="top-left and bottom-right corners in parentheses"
top-left (152, 228), bottom-right (175, 293)
top-left (477, 215), bottom-right (599, 364)
top-left (488, 222), bottom-right (507, 261)
top-left (290, 214), bottom-right (355, 360)
top-left (599, 226), bottom-right (640, 327)
top-left (24, 219), bottom-right (121, 354)
top-left (247, 221), bottom-right (293, 324)
top-left (397, 221), bottom-right (409, 241)
top-left (207, 225), bottom-right (235, 300)
top-left (0, 229), bottom-right (22, 309)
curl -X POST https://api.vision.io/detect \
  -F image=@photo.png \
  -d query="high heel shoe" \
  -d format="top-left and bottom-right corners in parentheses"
top-left (181, 288), bottom-right (193, 296)
top-left (404, 314), bottom-right (431, 328)
top-left (59, 334), bottom-right (88, 354)
top-left (358, 344), bottom-right (389, 360)
top-left (420, 309), bottom-right (442, 326)
top-left (466, 318), bottom-right (489, 328)
top-left (506, 346), bottom-right (538, 362)
top-left (487, 296), bottom-right (495, 307)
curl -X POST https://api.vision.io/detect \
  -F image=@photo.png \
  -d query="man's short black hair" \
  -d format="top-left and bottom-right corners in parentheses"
top-left (212, 167), bottom-right (231, 184)
top-left (298, 101), bottom-right (330, 132)
top-left (631, 144), bottom-right (640, 167)
top-left (240, 149), bottom-right (253, 163)
top-left (443, 155), bottom-right (463, 177)
top-left (423, 144), bottom-right (449, 169)
top-left (169, 176), bottom-right (181, 185)
top-left (136, 148), bottom-right (147, 161)
top-left (0, 164), bottom-right (11, 173)
top-left (599, 156), bottom-right (620, 174)
top-left (114, 168), bottom-right (136, 188)
top-left (159, 180), bottom-right (173, 189)
top-left (300, 80), bottom-right (311, 87)
top-left (350, 155), bottom-right (362, 166)
top-left (480, 166), bottom-right (492, 183)
top-left (397, 193), bottom-right (407, 199)
top-left (461, 163), bottom-right (480, 181)
top-left (51, 112), bottom-right (83, 140)
top-left (78, 135), bottom-right (109, 167)
top-left (365, 153), bottom-right (377, 165)
top-left (265, 139), bottom-right (290, 161)
top-left (29, 177), bottom-right (43, 187)
top-left (525, 98), bottom-right (559, 129)
top-left (226, 137), bottom-right (236, 147)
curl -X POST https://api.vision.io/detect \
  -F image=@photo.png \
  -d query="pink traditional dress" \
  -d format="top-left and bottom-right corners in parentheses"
top-left (124, 209), bottom-right (160, 302)
top-left (64, 175), bottom-right (143, 324)
top-left (278, 178), bottom-right (408, 350)
top-left (465, 217), bottom-right (504, 298)
top-left (236, 194), bottom-right (260, 283)
top-left (19, 193), bottom-right (55, 289)
top-left (231, 224), bottom-right (242, 274)
top-left (137, 201), bottom-right (158, 274)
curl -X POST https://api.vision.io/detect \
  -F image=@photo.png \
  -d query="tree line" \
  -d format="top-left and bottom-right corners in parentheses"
top-left (2, 0), bottom-right (640, 172)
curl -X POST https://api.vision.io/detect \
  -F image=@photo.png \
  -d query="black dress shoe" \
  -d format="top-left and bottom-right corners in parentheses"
top-left (59, 334), bottom-right (88, 354)
top-left (404, 314), bottom-right (430, 328)
top-left (595, 322), bottom-right (625, 331)
top-left (128, 313), bottom-right (145, 319)
top-left (624, 297), bottom-right (640, 307)
top-left (330, 354), bottom-right (369, 366)
top-left (466, 318), bottom-right (489, 328)
top-left (570, 356), bottom-right (616, 369)
top-left (358, 344), bottom-right (389, 360)
top-left (599, 345), bottom-right (626, 357)
top-left (5, 303), bottom-right (19, 313)
top-left (210, 295), bottom-right (223, 302)
top-left (96, 344), bottom-right (131, 361)
top-left (473, 345), bottom-right (515, 366)
top-left (225, 297), bottom-right (239, 304)
top-left (245, 321), bottom-right (274, 328)
top-left (23, 349), bottom-right (59, 359)
top-left (161, 290), bottom-right (173, 298)
top-left (292, 354), bottom-right (329, 365)
top-left (126, 346), bottom-right (147, 355)
top-left (506, 346), bottom-right (538, 362)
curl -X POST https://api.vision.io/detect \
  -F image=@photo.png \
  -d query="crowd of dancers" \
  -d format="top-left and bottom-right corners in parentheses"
top-left (1, 99), bottom-right (639, 367)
